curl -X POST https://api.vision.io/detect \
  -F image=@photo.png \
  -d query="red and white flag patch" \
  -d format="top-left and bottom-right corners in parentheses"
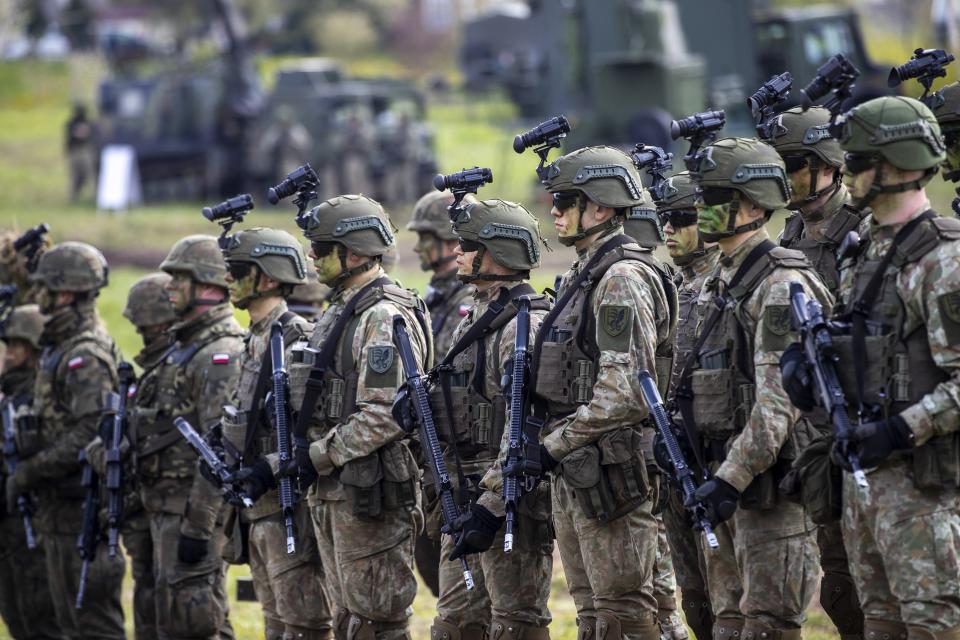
top-left (212, 353), bottom-right (231, 365)
top-left (458, 304), bottom-right (471, 317)
top-left (68, 356), bottom-right (84, 370)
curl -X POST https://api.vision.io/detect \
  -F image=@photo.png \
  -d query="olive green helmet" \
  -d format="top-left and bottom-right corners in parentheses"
top-left (1, 304), bottom-right (45, 349)
top-left (300, 195), bottom-right (396, 257)
top-left (160, 235), bottom-right (229, 288)
top-left (454, 199), bottom-right (547, 281)
top-left (123, 273), bottom-right (177, 328)
top-left (764, 106), bottom-right (844, 167)
top-left (220, 227), bottom-right (307, 286)
top-left (657, 172), bottom-right (700, 212)
top-left (406, 190), bottom-right (458, 241)
top-left (622, 186), bottom-right (664, 249)
top-left (30, 241), bottom-right (109, 293)
top-left (933, 82), bottom-right (960, 130)
top-left (694, 137), bottom-right (791, 211)
top-left (836, 96), bottom-right (945, 171)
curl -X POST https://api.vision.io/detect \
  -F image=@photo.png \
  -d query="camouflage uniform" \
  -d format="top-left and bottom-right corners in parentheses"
top-left (534, 147), bottom-right (677, 640)
top-left (0, 305), bottom-right (63, 640)
top-left (10, 243), bottom-right (126, 639)
top-left (828, 97), bottom-right (960, 638)
top-left (295, 195), bottom-right (429, 639)
top-left (132, 237), bottom-right (245, 640)
top-left (685, 139), bottom-right (827, 639)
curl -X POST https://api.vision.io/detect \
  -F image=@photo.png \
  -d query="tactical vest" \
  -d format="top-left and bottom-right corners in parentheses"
top-left (430, 289), bottom-right (550, 461)
top-left (780, 204), bottom-right (866, 291)
top-left (833, 214), bottom-right (960, 489)
top-left (533, 238), bottom-right (677, 417)
top-left (669, 253), bottom-right (719, 399)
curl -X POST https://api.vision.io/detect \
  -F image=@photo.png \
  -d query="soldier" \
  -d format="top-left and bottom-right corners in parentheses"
top-left (656, 171), bottom-right (719, 640)
top-left (5, 242), bottom-right (126, 638)
top-left (681, 138), bottom-right (827, 639)
top-left (287, 262), bottom-right (329, 322)
top-left (932, 82), bottom-right (960, 215)
top-left (406, 189), bottom-right (475, 598)
top-left (283, 194), bottom-right (429, 640)
top-left (214, 227), bottom-right (332, 640)
top-left (0, 229), bottom-right (49, 305)
top-left (426, 198), bottom-right (553, 640)
top-left (529, 146), bottom-right (676, 640)
top-left (132, 235), bottom-right (243, 639)
top-left (764, 106), bottom-right (867, 640)
top-left (795, 96), bottom-right (960, 637)
top-left (0, 304), bottom-right (64, 640)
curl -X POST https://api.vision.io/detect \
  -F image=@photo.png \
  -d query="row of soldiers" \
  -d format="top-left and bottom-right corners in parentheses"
top-left (2, 83), bottom-right (960, 640)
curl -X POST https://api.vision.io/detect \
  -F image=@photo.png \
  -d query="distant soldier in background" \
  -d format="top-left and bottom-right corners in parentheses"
top-left (65, 103), bottom-right (97, 202)
top-left (287, 261), bottom-right (329, 322)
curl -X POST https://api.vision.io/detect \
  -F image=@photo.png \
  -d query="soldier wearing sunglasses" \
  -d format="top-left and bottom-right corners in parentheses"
top-left (933, 82), bottom-right (960, 214)
top-left (683, 138), bottom-right (831, 640)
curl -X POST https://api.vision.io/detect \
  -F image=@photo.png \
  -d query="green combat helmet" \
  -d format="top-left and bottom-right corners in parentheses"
top-left (299, 194), bottom-right (397, 285)
top-left (1, 304), bottom-right (45, 349)
top-left (160, 235), bottom-right (229, 288)
top-left (657, 171), bottom-right (705, 266)
top-left (30, 241), bottom-right (109, 293)
top-left (764, 106), bottom-right (844, 208)
top-left (123, 273), bottom-right (178, 328)
top-left (933, 82), bottom-right (960, 181)
top-left (452, 198), bottom-right (548, 282)
top-left (407, 190), bottom-right (458, 270)
top-left (836, 96), bottom-right (945, 209)
top-left (541, 145), bottom-right (646, 246)
top-left (622, 186), bottom-right (664, 249)
top-left (693, 137), bottom-right (791, 242)
top-left (220, 227), bottom-right (308, 308)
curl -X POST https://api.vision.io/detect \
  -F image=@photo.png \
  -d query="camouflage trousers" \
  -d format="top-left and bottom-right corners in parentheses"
top-left (661, 484), bottom-right (711, 640)
top-left (652, 514), bottom-right (687, 640)
top-left (123, 509), bottom-right (157, 640)
top-left (150, 511), bottom-right (233, 640)
top-left (552, 472), bottom-right (659, 637)
top-left (0, 513), bottom-right (64, 639)
top-left (43, 528), bottom-right (126, 639)
top-left (247, 506), bottom-right (332, 639)
top-left (842, 458), bottom-right (960, 633)
top-left (310, 497), bottom-right (420, 639)
top-left (816, 522), bottom-right (864, 638)
top-left (701, 499), bottom-right (819, 630)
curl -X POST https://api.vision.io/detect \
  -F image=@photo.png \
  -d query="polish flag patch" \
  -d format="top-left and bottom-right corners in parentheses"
top-left (458, 304), bottom-right (471, 317)
top-left (67, 356), bottom-right (84, 370)
top-left (212, 353), bottom-right (231, 365)
top-left (127, 385), bottom-right (137, 398)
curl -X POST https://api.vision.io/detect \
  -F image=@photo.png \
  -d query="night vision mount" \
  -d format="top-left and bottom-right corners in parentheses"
top-left (434, 166), bottom-right (494, 221)
top-left (671, 109), bottom-right (725, 172)
top-left (748, 72), bottom-right (793, 140)
top-left (202, 194), bottom-right (254, 247)
top-left (800, 53), bottom-right (860, 120)
top-left (13, 223), bottom-right (50, 273)
top-left (513, 115), bottom-right (571, 181)
top-left (266, 164), bottom-right (320, 229)
top-left (888, 48), bottom-right (956, 109)
top-left (630, 144), bottom-right (673, 203)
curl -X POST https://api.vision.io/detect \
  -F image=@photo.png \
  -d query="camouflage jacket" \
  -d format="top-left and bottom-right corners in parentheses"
top-left (669, 246), bottom-right (720, 400)
top-left (424, 268), bottom-right (474, 359)
top-left (837, 204), bottom-right (960, 446)
top-left (222, 300), bottom-right (311, 521)
top-left (0, 366), bottom-right (35, 496)
top-left (302, 267), bottom-right (430, 502)
top-left (135, 304), bottom-right (243, 539)
top-left (540, 234), bottom-right (674, 461)
top-left (697, 229), bottom-right (833, 492)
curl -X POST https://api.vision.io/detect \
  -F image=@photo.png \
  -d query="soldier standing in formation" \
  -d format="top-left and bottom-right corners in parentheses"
top-left (428, 198), bottom-right (554, 640)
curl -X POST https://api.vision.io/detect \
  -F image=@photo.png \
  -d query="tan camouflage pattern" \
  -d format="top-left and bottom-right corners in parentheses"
top-left (424, 269), bottom-right (474, 361)
top-left (653, 517), bottom-right (686, 640)
top-left (0, 229), bottom-right (48, 304)
top-left (123, 508), bottom-right (158, 640)
top-left (668, 247), bottom-right (720, 398)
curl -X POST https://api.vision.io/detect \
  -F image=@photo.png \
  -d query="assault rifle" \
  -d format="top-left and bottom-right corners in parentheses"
top-left (175, 417), bottom-right (255, 508)
top-left (105, 362), bottom-right (135, 558)
top-left (638, 371), bottom-right (720, 549)
top-left (269, 321), bottom-right (297, 555)
top-left (76, 449), bottom-right (101, 609)
top-left (392, 315), bottom-right (475, 590)
top-left (788, 282), bottom-right (869, 488)
top-left (2, 401), bottom-right (36, 550)
top-left (502, 297), bottom-right (539, 553)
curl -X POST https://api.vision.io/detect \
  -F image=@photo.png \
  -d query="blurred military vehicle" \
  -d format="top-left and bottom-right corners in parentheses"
top-left (462, 0), bottom-right (893, 147)
top-left (96, 0), bottom-right (435, 203)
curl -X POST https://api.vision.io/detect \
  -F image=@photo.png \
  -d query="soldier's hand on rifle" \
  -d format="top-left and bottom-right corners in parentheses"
top-left (233, 459), bottom-right (276, 502)
top-left (449, 504), bottom-right (503, 560)
top-left (391, 385), bottom-right (416, 433)
top-left (779, 343), bottom-right (816, 412)
top-left (686, 477), bottom-right (739, 528)
top-left (832, 415), bottom-right (913, 470)
top-left (278, 443), bottom-right (319, 492)
top-left (177, 535), bottom-right (209, 565)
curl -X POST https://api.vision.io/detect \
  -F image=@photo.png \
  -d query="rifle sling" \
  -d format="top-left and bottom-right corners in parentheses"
top-left (674, 240), bottom-right (776, 473)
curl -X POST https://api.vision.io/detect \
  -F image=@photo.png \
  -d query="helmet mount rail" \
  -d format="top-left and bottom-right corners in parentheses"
top-left (513, 115), bottom-right (571, 181)
top-left (433, 167), bottom-right (494, 222)
top-left (631, 144), bottom-right (673, 203)
top-left (202, 194), bottom-right (254, 249)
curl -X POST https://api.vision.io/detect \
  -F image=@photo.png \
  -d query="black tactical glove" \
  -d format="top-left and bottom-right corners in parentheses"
top-left (832, 415), bottom-right (913, 471)
top-left (779, 343), bottom-right (816, 412)
top-left (449, 504), bottom-right (504, 560)
top-left (538, 445), bottom-right (558, 473)
top-left (686, 477), bottom-right (739, 528)
top-left (277, 441), bottom-right (318, 493)
top-left (177, 535), bottom-right (209, 565)
top-left (233, 459), bottom-right (276, 503)
top-left (391, 385), bottom-right (416, 433)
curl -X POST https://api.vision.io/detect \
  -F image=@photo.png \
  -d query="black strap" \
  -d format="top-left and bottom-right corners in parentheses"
top-left (242, 311), bottom-right (297, 460)
top-left (435, 286), bottom-right (512, 369)
top-left (293, 277), bottom-right (392, 441)
top-left (849, 210), bottom-right (936, 413)
top-left (673, 239), bottom-right (776, 472)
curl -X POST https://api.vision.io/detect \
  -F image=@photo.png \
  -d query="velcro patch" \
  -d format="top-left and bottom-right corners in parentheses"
top-left (597, 305), bottom-right (632, 352)
top-left (364, 345), bottom-right (399, 388)
top-left (212, 353), bottom-right (231, 365)
top-left (68, 356), bottom-right (84, 370)
top-left (762, 305), bottom-right (794, 351)
top-left (938, 291), bottom-right (960, 345)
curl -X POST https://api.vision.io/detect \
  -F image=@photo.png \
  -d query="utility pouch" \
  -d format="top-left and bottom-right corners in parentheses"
top-left (221, 507), bottom-right (250, 565)
top-left (911, 432), bottom-right (960, 490)
top-left (516, 481), bottom-right (554, 549)
top-left (690, 369), bottom-right (733, 434)
top-left (340, 452), bottom-right (384, 520)
top-left (561, 428), bottom-right (649, 523)
top-left (380, 441), bottom-right (418, 511)
top-left (779, 433), bottom-right (842, 524)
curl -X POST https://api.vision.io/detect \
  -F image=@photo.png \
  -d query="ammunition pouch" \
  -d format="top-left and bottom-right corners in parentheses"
top-left (515, 481), bottom-right (555, 549)
top-left (429, 382), bottom-right (505, 458)
top-left (340, 441), bottom-right (418, 520)
top-left (534, 338), bottom-right (594, 416)
top-left (560, 427), bottom-right (650, 522)
top-left (689, 364), bottom-right (754, 436)
top-left (221, 506), bottom-right (250, 565)
top-left (739, 457), bottom-right (794, 512)
top-left (14, 413), bottom-right (41, 457)
top-left (910, 433), bottom-right (960, 490)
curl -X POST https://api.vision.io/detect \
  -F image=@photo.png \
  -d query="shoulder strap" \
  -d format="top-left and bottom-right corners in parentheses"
top-left (436, 286), bottom-right (512, 368)
top-left (821, 206), bottom-right (866, 245)
top-left (779, 214), bottom-right (803, 246)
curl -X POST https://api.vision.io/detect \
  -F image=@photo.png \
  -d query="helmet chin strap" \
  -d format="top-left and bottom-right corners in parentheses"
top-left (699, 192), bottom-right (767, 242)
top-left (671, 232), bottom-right (708, 267)
top-left (853, 164), bottom-right (938, 211)
top-left (232, 270), bottom-right (282, 310)
top-left (787, 160), bottom-right (842, 214)
top-left (332, 245), bottom-right (379, 289)
top-left (457, 246), bottom-right (525, 283)
top-left (557, 194), bottom-right (623, 247)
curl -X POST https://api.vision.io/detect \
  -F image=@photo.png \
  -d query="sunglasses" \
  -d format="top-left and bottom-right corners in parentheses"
top-left (552, 190), bottom-right (580, 211)
top-left (226, 262), bottom-right (253, 280)
top-left (310, 241), bottom-right (337, 258)
top-left (843, 153), bottom-right (878, 176)
top-left (781, 155), bottom-right (809, 173)
top-left (699, 187), bottom-right (736, 207)
top-left (659, 209), bottom-right (699, 229)
top-left (458, 238), bottom-right (483, 252)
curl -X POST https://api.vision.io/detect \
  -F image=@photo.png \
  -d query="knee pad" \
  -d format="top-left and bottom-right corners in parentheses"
top-left (283, 626), bottom-right (333, 640)
top-left (820, 572), bottom-right (864, 636)
top-left (864, 619), bottom-right (907, 640)
top-left (347, 614), bottom-right (408, 640)
top-left (596, 611), bottom-right (659, 640)
top-left (577, 617), bottom-right (596, 640)
top-left (740, 620), bottom-right (800, 640)
top-left (906, 624), bottom-right (960, 640)
top-left (680, 589), bottom-right (713, 640)
top-left (333, 608), bottom-right (351, 640)
top-left (431, 618), bottom-right (485, 640)
top-left (488, 618), bottom-right (550, 640)
top-left (712, 618), bottom-right (743, 640)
